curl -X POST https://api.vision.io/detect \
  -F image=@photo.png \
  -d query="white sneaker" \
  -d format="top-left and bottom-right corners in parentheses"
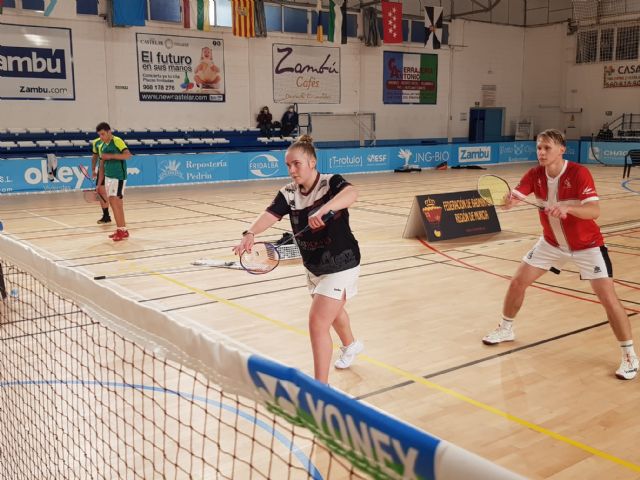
top-left (616, 354), bottom-right (639, 380)
top-left (482, 326), bottom-right (515, 345)
top-left (334, 340), bottom-right (364, 369)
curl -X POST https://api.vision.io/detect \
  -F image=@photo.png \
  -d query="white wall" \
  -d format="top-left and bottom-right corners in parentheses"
top-left (1, 8), bottom-right (638, 141)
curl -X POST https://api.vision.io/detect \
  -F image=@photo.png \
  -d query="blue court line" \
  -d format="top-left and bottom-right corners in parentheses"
top-left (0, 379), bottom-right (322, 479)
top-left (622, 178), bottom-right (640, 194)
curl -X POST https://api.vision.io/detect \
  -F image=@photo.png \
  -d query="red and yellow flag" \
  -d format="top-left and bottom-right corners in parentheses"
top-left (232, 0), bottom-right (255, 38)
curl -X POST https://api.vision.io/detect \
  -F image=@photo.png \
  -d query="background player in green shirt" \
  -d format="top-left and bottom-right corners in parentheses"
top-left (93, 122), bottom-right (132, 241)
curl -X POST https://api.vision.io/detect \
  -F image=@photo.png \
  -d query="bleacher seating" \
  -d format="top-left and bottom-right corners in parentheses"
top-left (0, 127), bottom-right (293, 159)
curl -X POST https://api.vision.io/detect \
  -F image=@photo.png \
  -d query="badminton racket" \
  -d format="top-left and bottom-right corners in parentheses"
top-left (79, 165), bottom-right (107, 203)
top-left (477, 174), bottom-right (544, 211)
top-left (239, 210), bottom-right (335, 275)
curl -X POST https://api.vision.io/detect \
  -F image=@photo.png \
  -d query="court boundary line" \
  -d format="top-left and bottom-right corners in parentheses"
top-left (121, 260), bottom-right (640, 474)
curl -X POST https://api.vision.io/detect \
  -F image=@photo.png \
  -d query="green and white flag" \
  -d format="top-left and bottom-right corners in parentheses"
top-left (328, 0), bottom-right (347, 44)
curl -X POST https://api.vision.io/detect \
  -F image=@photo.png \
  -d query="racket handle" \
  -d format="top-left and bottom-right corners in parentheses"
top-left (321, 210), bottom-right (335, 222)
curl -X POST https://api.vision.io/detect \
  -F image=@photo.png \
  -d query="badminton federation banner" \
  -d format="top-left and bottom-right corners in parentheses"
top-left (136, 33), bottom-right (225, 102)
top-left (272, 44), bottom-right (340, 104)
top-left (403, 191), bottom-right (500, 242)
top-left (383, 51), bottom-right (437, 104)
top-left (0, 23), bottom-right (75, 100)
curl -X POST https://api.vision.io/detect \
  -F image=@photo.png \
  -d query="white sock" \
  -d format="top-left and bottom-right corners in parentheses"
top-left (500, 316), bottom-right (514, 330)
top-left (620, 341), bottom-right (637, 357)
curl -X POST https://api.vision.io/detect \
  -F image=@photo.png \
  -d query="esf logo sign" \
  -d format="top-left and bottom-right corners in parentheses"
top-left (329, 155), bottom-right (363, 169)
top-left (249, 154), bottom-right (280, 177)
top-left (24, 160), bottom-right (85, 188)
top-left (458, 146), bottom-right (491, 163)
top-left (366, 153), bottom-right (388, 167)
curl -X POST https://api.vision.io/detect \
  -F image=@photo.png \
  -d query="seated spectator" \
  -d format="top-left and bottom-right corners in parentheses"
top-left (257, 106), bottom-right (273, 138)
top-left (280, 105), bottom-right (299, 137)
top-left (596, 123), bottom-right (614, 140)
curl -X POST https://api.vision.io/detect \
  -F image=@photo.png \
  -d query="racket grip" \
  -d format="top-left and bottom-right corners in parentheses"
top-left (321, 210), bottom-right (335, 222)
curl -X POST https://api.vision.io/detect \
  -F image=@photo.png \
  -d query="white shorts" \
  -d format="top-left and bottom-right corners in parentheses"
top-left (105, 177), bottom-right (125, 198)
top-left (523, 237), bottom-right (612, 280)
top-left (306, 265), bottom-right (360, 300)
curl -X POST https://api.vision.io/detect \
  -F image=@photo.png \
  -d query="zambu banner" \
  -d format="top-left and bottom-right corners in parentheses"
top-left (0, 23), bottom-right (75, 100)
top-left (272, 44), bottom-right (340, 104)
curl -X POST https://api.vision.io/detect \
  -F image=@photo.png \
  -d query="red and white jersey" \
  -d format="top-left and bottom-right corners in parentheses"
top-left (514, 160), bottom-right (603, 251)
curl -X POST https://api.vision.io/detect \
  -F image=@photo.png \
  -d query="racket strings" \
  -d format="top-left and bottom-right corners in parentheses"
top-left (240, 243), bottom-right (280, 273)
top-left (478, 176), bottom-right (511, 206)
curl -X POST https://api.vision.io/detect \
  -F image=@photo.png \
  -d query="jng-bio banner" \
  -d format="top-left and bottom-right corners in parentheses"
top-left (136, 33), bottom-right (225, 102)
top-left (0, 23), bottom-right (75, 100)
top-left (383, 51), bottom-right (437, 104)
top-left (272, 44), bottom-right (340, 104)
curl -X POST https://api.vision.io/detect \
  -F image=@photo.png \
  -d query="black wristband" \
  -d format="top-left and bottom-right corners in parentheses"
top-left (242, 230), bottom-right (254, 236)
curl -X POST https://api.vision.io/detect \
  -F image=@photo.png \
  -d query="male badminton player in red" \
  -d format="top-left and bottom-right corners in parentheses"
top-left (93, 122), bottom-right (132, 241)
top-left (482, 129), bottom-right (638, 380)
top-left (234, 135), bottom-right (363, 384)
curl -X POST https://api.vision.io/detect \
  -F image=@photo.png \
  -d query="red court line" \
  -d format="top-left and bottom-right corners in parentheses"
top-left (418, 238), bottom-right (640, 314)
top-left (614, 279), bottom-right (640, 292)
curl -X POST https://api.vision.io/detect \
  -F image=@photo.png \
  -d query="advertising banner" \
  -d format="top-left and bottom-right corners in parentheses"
top-left (604, 62), bottom-right (640, 88)
top-left (388, 145), bottom-right (453, 169)
top-left (0, 23), bottom-right (75, 100)
top-left (581, 141), bottom-right (639, 165)
top-left (383, 51), bottom-right (437, 104)
top-left (136, 33), bottom-right (225, 102)
top-left (320, 147), bottom-right (392, 174)
top-left (272, 44), bottom-right (340, 104)
top-left (498, 141), bottom-right (536, 163)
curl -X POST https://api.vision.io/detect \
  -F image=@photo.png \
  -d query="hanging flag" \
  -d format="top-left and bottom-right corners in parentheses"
top-left (424, 5), bottom-right (443, 49)
top-left (43, 0), bottom-right (76, 17)
top-left (316, 0), bottom-right (324, 42)
top-left (196, 0), bottom-right (211, 31)
top-left (382, 1), bottom-right (402, 44)
top-left (183, 0), bottom-right (190, 28)
top-left (255, 0), bottom-right (267, 37)
top-left (112, 0), bottom-right (145, 27)
top-left (362, 7), bottom-right (380, 47)
top-left (328, 0), bottom-right (347, 44)
top-left (232, 0), bottom-right (255, 37)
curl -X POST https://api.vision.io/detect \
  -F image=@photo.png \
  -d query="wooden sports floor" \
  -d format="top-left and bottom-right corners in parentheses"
top-left (2, 162), bottom-right (640, 479)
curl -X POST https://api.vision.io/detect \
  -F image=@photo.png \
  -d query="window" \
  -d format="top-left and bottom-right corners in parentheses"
top-left (77, 0), bottom-right (98, 15)
top-left (616, 25), bottom-right (639, 61)
top-left (22, 0), bottom-right (44, 10)
top-left (266, 4), bottom-right (283, 32)
top-left (149, 0), bottom-right (181, 22)
top-left (576, 30), bottom-right (597, 63)
top-left (599, 28), bottom-right (614, 62)
top-left (411, 20), bottom-right (424, 43)
top-left (283, 6), bottom-right (308, 34)
top-left (3, 0), bottom-right (16, 8)
top-left (213, 0), bottom-right (231, 27)
top-left (346, 12), bottom-right (358, 38)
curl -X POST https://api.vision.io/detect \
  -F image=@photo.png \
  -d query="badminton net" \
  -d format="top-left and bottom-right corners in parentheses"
top-left (0, 234), bottom-right (522, 480)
